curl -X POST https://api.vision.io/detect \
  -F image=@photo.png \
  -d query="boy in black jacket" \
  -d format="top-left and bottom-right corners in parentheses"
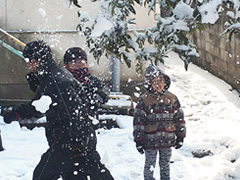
top-left (63, 47), bottom-right (110, 118)
top-left (3, 40), bottom-right (113, 180)
top-left (26, 47), bottom-right (110, 118)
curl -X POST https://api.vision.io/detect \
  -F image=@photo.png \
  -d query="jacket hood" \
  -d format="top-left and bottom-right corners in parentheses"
top-left (144, 65), bottom-right (171, 95)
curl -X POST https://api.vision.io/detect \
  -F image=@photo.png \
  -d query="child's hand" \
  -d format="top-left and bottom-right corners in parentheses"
top-left (136, 142), bottom-right (144, 154)
top-left (175, 136), bottom-right (184, 149)
top-left (175, 143), bottom-right (183, 149)
top-left (3, 112), bottom-right (20, 124)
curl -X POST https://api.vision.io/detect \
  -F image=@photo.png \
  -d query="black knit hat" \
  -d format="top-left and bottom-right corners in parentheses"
top-left (63, 47), bottom-right (87, 64)
top-left (144, 65), bottom-right (171, 94)
top-left (23, 40), bottom-right (52, 62)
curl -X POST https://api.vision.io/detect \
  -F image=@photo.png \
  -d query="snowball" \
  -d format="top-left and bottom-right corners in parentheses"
top-left (32, 95), bottom-right (52, 113)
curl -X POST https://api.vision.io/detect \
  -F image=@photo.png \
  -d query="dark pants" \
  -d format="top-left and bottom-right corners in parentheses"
top-left (144, 148), bottom-right (172, 180)
top-left (33, 144), bottom-right (114, 180)
top-left (0, 130), bottom-right (4, 151)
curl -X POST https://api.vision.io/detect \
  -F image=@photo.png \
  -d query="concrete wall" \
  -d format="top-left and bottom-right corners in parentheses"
top-left (0, 0), bottom-right (156, 100)
top-left (189, 15), bottom-right (240, 91)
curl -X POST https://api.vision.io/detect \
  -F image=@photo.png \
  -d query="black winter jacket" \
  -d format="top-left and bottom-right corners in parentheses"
top-left (82, 75), bottom-right (110, 117)
top-left (16, 59), bottom-right (96, 151)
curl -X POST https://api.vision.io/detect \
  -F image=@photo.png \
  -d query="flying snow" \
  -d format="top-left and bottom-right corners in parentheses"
top-left (38, 8), bottom-right (46, 17)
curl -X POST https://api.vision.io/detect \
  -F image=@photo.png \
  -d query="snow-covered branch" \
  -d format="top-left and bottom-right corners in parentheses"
top-left (67, 0), bottom-right (240, 70)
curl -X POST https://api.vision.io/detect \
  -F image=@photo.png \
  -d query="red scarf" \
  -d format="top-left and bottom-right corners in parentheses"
top-left (69, 68), bottom-right (90, 83)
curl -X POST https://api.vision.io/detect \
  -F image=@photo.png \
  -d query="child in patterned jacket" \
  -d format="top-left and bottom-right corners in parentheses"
top-left (133, 65), bottom-right (186, 180)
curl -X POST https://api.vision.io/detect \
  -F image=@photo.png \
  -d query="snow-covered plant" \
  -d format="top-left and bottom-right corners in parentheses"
top-left (67, 0), bottom-right (240, 71)
top-left (135, 1), bottom-right (203, 70)
top-left (76, 0), bottom-right (139, 68)
top-left (221, 0), bottom-right (240, 40)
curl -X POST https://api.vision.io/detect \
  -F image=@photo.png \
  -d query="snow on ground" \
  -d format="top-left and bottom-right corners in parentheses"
top-left (1, 52), bottom-right (240, 180)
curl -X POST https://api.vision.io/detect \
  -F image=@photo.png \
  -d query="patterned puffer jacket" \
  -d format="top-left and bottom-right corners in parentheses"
top-left (133, 65), bottom-right (186, 149)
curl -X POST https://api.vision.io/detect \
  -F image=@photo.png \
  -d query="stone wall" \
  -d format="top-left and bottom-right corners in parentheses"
top-left (189, 16), bottom-right (240, 91)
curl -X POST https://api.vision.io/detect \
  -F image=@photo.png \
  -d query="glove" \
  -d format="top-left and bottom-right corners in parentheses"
top-left (175, 136), bottom-right (184, 149)
top-left (25, 72), bottom-right (40, 92)
top-left (93, 94), bottom-right (104, 105)
top-left (3, 112), bottom-right (20, 124)
top-left (136, 141), bottom-right (144, 154)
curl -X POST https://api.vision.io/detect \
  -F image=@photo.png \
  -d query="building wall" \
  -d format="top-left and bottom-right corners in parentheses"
top-left (189, 15), bottom-right (240, 91)
top-left (0, 0), bottom-right (156, 100)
